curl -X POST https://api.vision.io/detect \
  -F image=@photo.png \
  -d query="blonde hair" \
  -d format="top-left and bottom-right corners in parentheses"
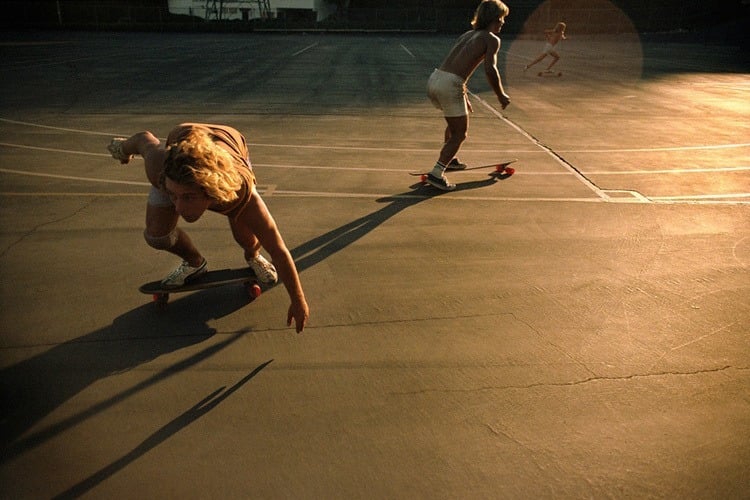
top-left (471, 0), bottom-right (509, 30)
top-left (162, 129), bottom-right (243, 203)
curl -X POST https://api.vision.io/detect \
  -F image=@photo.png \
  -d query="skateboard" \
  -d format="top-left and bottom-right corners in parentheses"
top-left (410, 159), bottom-right (517, 184)
top-left (139, 267), bottom-right (261, 307)
top-left (538, 70), bottom-right (562, 77)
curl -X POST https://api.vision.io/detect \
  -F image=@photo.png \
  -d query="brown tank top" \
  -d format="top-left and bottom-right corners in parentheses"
top-left (167, 123), bottom-right (257, 219)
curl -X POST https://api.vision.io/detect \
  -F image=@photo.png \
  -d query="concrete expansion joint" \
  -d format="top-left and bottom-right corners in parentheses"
top-left (389, 365), bottom-right (743, 396)
top-left (1, 199), bottom-right (94, 259)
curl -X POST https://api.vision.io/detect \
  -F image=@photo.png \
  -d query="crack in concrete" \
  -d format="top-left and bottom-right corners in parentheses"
top-left (0, 199), bottom-right (96, 259)
top-left (389, 365), bottom-right (747, 396)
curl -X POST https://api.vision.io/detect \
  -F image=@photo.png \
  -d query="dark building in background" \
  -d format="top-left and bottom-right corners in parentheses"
top-left (1, 0), bottom-right (747, 45)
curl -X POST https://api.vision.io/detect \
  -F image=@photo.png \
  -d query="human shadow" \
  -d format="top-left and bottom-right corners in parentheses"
top-left (51, 359), bottom-right (273, 500)
top-left (0, 284), bottom-right (255, 463)
top-left (291, 173), bottom-right (507, 273)
top-left (0, 172), bottom-right (506, 466)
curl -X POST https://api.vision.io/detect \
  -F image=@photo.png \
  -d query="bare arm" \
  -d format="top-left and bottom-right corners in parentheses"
top-left (233, 192), bottom-right (309, 333)
top-left (483, 34), bottom-right (510, 109)
top-left (108, 131), bottom-right (166, 187)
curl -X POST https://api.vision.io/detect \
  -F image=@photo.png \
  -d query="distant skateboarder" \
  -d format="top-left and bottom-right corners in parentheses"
top-left (108, 123), bottom-right (309, 333)
top-left (524, 22), bottom-right (567, 73)
top-left (426, 0), bottom-right (511, 191)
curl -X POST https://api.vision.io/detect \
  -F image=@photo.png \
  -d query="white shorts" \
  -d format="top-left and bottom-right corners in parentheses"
top-left (427, 69), bottom-right (468, 118)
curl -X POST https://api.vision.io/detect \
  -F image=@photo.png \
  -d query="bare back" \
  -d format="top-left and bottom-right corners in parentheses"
top-left (438, 28), bottom-right (507, 107)
top-left (545, 30), bottom-right (564, 46)
top-left (439, 30), bottom-right (500, 82)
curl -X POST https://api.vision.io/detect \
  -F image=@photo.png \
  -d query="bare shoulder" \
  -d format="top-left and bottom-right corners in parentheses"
top-left (480, 30), bottom-right (501, 51)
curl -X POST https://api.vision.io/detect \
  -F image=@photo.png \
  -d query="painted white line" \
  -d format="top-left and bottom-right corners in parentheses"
top-left (0, 142), bottom-right (114, 157)
top-left (400, 43), bottom-right (416, 59)
top-left (563, 143), bottom-right (750, 153)
top-left (253, 162), bottom-right (563, 174)
top-left (3, 118), bottom-right (746, 155)
top-left (0, 167), bottom-right (149, 186)
top-left (650, 193), bottom-right (750, 201)
top-left (270, 190), bottom-right (603, 203)
top-left (470, 92), bottom-right (609, 201)
top-left (587, 166), bottom-right (750, 175)
top-left (601, 189), bottom-right (650, 203)
top-left (292, 42), bottom-right (318, 57)
top-left (0, 190), bottom-right (605, 203)
top-left (0, 118), bottom-right (125, 137)
top-left (0, 192), bottom-right (145, 197)
top-left (4, 189), bottom-right (748, 205)
top-left (248, 143), bottom-right (542, 154)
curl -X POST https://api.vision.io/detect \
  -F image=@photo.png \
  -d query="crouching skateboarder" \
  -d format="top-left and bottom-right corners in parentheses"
top-left (108, 123), bottom-right (309, 333)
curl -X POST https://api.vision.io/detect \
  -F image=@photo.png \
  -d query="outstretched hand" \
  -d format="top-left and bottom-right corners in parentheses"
top-left (287, 301), bottom-right (310, 334)
top-left (499, 94), bottom-right (511, 110)
top-left (107, 138), bottom-right (133, 164)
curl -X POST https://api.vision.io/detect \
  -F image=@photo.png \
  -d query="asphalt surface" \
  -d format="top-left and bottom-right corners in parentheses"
top-left (1, 31), bottom-right (748, 498)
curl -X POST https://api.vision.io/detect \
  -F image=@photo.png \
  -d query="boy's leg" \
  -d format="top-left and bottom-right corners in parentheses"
top-left (145, 204), bottom-right (204, 266)
top-left (525, 53), bottom-right (546, 70)
top-left (144, 203), bottom-right (207, 286)
top-left (546, 50), bottom-right (560, 70)
top-left (438, 116), bottom-right (468, 167)
top-left (228, 216), bottom-right (278, 284)
top-left (443, 124), bottom-right (468, 170)
top-left (427, 115), bottom-right (468, 190)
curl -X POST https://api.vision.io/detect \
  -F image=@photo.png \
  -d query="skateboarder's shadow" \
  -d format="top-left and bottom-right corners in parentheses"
top-left (291, 175), bottom-right (502, 272)
top-left (0, 285), bottom-right (259, 463)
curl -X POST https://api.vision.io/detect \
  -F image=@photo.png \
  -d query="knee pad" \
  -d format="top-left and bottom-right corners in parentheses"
top-left (143, 228), bottom-right (179, 250)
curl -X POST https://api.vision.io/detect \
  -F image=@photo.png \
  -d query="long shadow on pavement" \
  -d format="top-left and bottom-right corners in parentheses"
top-left (291, 174), bottom-right (506, 272)
top-left (0, 173), bottom-right (507, 467)
top-left (51, 360), bottom-right (273, 500)
top-left (0, 285), bottom-right (256, 463)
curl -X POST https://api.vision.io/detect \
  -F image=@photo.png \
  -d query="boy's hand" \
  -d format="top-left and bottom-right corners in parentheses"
top-left (107, 138), bottom-right (133, 164)
top-left (499, 94), bottom-right (511, 109)
top-left (287, 300), bottom-right (310, 334)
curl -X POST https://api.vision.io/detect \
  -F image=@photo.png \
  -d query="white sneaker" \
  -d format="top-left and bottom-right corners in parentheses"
top-left (161, 259), bottom-right (207, 288)
top-left (426, 173), bottom-right (456, 191)
top-left (248, 254), bottom-right (278, 285)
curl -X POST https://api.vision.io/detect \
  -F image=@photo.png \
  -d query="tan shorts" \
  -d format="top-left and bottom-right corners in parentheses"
top-left (427, 69), bottom-right (468, 118)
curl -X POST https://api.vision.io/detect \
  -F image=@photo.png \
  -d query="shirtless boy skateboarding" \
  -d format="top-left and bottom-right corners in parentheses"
top-left (108, 123), bottom-right (309, 333)
top-left (524, 22), bottom-right (567, 73)
top-left (426, 0), bottom-right (511, 190)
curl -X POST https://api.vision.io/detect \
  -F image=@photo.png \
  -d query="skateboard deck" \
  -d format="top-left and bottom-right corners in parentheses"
top-left (410, 159), bottom-right (517, 183)
top-left (139, 267), bottom-right (261, 307)
top-left (538, 70), bottom-right (562, 77)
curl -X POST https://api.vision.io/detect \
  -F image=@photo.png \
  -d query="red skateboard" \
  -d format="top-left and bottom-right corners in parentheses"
top-left (410, 159), bottom-right (517, 183)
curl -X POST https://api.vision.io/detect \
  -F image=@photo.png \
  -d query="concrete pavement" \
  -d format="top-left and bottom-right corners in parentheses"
top-left (1, 31), bottom-right (748, 498)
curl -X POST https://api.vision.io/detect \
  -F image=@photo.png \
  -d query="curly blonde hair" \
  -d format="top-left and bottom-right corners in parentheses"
top-left (471, 0), bottom-right (509, 30)
top-left (162, 129), bottom-right (243, 203)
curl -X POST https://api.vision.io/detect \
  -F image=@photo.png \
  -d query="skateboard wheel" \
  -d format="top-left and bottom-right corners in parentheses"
top-left (504, 167), bottom-right (515, 175)
top-left (153, 293), bottom-right (169, 308)
top-left (245, 282), bottom-right (261, 299)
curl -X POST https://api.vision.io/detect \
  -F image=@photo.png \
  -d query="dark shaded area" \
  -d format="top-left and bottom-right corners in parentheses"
top-left (0, 286), bottom-right (254, 462)
top-left (1, 0), bottom-right (747, 45)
